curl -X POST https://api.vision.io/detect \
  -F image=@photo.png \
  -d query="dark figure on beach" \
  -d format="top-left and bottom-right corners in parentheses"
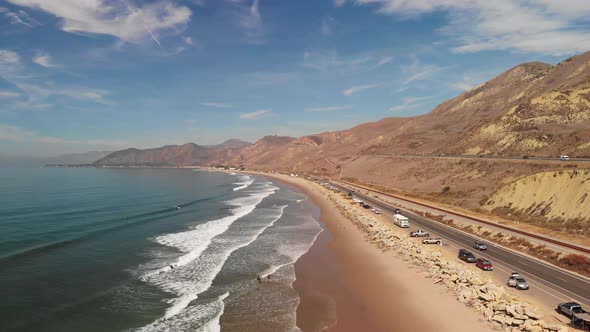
top-left (267, 274), bottom-right (271, 280)
top-left (256, 275), bottom-right (262, 284)
top-left (170, 265), bottom-right (174, 269)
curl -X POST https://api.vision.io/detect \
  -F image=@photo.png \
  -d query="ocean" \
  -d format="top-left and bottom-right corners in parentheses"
top-left (0, 167), bottom-right (322, 332)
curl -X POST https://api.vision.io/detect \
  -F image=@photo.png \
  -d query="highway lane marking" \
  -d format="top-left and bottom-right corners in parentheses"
top-left (364, 190), bottom-right (590, 284)
top-left (356, 186), bottom-right (590, 284)
top-left (492, 258), bottom-right (590, 306)
top-left (492, 262), bottom-right (571, 304)
top-left (335, 184), bottom-right (590, 301)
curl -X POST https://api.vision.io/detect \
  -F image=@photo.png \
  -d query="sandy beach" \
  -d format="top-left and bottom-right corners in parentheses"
top-left (252, 172), bottom-right (498, 332)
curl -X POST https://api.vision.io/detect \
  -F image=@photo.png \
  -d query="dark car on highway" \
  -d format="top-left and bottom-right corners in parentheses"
top-left (475, 258), bottom-right (493, 271)
top-left (458, 249), bottom-right (477, 263)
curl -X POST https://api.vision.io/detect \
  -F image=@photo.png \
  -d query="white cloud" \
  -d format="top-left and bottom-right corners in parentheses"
top-left (449, 69), bottom-right (501, 91)
top-left (376, 56), bottom-right (393, 67)
top-left (389, 96), bottom-right (434, 112)
top-left (321, 16), bottom-right (335, 36)
top-left (336, 0), bottom-right (590, 55)
top-left (247, 71), bottom-right (300, 85)
top-left (306, 105), bottom-right (351, 112)
top-left (303, 51), bottom-right (373, 72)
top-left (6, 0), bottom-right (191, 44)
top-left (0, 49), bottom-right (20, 64)
top-left (0, 90), bottom-right (20, 98)
top-left (0, 123), bottom-right (127, 146)
top-left (233, 0), bottom-right (264, 43)
top-left (400, 60), bottom-right (446, 84)
top-left (240, 109), bottom-right (271, 119)
top-left (0, 7), bottom-right (40, 27)
top-left (12, 82), bottom-right (112, 110)
top-left (343, 84), bottom-right (379, 96)
top-left (333, 0), bottom-right (347, 7)
top-left (200, 102), bottom-right (233, 108)
top-left (450, 82), bottom-right (474, 91)
top-left (32, 51), bottom-right (56, 68)
top-left (182, 36), bottom-right (194, 45)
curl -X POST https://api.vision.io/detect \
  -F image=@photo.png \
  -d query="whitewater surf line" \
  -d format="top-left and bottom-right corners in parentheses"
top-left (135, 182), bottom-right (283, 330)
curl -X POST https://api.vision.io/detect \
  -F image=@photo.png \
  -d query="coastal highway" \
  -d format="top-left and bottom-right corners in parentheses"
top-left (329, 182), bottom-right (590, 311)
top-left (361, 153), bottom-right (590, 163)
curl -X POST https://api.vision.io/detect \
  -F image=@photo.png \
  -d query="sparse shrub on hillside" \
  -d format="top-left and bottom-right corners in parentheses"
top-left (441, 186), bottom-right (451, 194)
top-left (478, 196), bottom-right (489, 206)
top-left (559, 254), bottom-right (590, 273)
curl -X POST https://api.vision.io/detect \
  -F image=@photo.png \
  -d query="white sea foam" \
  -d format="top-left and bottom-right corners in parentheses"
top-left (136, 183), bottom-right (284, 330)
top-left (232, 175), bottom-right (254, 191)
top-left (130, 292), bottom-right (229, 332)
top-left (261, 215), bottom-right (322, 279)
top-left (196, 292), bottom-right (229, 332)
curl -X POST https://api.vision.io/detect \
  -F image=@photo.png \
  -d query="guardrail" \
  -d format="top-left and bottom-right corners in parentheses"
top-left (334, 179), bottom-right (590, 255)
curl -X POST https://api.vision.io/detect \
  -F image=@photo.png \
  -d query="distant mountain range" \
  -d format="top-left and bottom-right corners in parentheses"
top-left (94, 51), bottom-right (590, 172)
top-left (45, 151), bottom-right (113, 165)
top-left (94, 140), bottom-right (253, 166)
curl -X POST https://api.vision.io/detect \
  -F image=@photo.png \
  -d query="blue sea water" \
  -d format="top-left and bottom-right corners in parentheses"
top-left (0, 167), bottom-right (321, 332)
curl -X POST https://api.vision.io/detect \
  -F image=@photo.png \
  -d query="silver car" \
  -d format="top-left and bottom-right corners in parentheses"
top-left (473, 241), bottom-right (487, 250)
top-left (507, 276), bottom-right (529, 290)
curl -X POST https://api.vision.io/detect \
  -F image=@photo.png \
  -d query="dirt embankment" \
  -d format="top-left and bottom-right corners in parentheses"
top-left (485, 170), bottom-right (590, 232)
top-left (338, 156), bottom-right (590, 234)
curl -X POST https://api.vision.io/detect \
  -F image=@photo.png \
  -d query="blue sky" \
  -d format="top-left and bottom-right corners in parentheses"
top-left (1, 0), bottom-right (590, 156)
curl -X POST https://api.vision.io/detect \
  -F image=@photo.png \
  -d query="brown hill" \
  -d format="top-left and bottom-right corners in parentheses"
top-left (97, 51), bottom-right (590, 172)
top-left (227, 52), bottom-right (590, 174)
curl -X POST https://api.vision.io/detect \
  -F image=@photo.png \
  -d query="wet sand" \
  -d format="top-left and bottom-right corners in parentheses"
top-left (256, 173), bottom-right (497, 332)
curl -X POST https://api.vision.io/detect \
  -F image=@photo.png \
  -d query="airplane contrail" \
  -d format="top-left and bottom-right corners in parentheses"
top-left (143, 22), bottom-right (162, 48)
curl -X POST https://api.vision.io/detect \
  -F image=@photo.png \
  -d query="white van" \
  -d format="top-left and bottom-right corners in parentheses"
top-left (393, 214), bottom-right (409, 228)
top-left (560, 155), bottom-right (570, 161)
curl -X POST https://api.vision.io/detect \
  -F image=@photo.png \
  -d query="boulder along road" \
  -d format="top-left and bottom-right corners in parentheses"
top-left (329, 181), bottom-right (590, 311)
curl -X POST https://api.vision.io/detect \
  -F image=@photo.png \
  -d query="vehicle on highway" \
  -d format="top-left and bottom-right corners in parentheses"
top-left (410, 230), bottom-right (429, 237)
top-left (458, 249), bottom-right (477, 263)
top-left (475, 258), bottom-right (493, 271)
top-left (560, 155), bottom-right (570, 161)
top-left (393, 214), bottom-right (409, 228)
top-left (523, 155), bottom-right (529, 159)
top-left (371, 208), bottom-right (381, 214)
top-left (473, 241), bottom-right (487, 251)
top-left (507, 275), bottom-right (529, 290)
top-left (362, 203), bottom-right (371, 209)
top-left (394, 208), bottom-right (401, 214)
top-left (557, 302), bottom-right (586, 318)
top-left (510, 272), bottom-right (521, 277)
top-left (422, 238), bottom-right (442, 245)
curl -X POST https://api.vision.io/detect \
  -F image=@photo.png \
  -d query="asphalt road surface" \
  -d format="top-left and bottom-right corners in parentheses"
top-left (330, 182), bottom-right (590, 310)
top-left (364, 154), bottom-right (590, 163)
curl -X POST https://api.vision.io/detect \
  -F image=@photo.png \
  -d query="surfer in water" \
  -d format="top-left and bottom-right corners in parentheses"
top-left (256, 275), bottom-right (262, 284)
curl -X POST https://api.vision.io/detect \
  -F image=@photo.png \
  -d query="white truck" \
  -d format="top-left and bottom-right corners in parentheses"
top-left (393, 214), bottom-right (409, 228)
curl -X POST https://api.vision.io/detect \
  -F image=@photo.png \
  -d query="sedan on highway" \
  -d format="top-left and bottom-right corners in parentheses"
top-left (475, 258), bottom-right (494, 271)
top-left (473, 241), bottom-right (487, 251)
top-left (507, 275), bottom-right (529, 290)
top-left (458, 249), bottom-right (477, 263)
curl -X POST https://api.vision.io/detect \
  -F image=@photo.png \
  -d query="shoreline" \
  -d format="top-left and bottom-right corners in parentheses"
top-left (255, 172), bottom-right (497, 332)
